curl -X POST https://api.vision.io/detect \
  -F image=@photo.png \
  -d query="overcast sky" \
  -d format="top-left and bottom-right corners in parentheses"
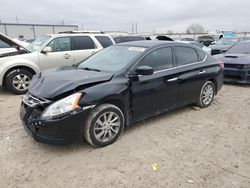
top-left (1, 0), bottom-right (250, 33)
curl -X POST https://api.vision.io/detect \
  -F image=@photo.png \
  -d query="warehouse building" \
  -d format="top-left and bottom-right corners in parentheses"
top-left (0, 23), bottom-right (78, 40)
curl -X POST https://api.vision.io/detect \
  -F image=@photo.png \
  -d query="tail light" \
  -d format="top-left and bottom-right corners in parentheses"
top-left (218, 61), bottom-right (224, 69)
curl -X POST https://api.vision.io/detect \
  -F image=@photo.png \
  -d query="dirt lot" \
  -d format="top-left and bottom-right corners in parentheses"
top-left (0, 85), bottom-right (250, 188)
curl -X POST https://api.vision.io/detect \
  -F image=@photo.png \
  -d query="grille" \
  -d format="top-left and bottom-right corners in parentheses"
top-left (224, 64), bottom-right (244, 69)
top-left (22, 93), bottom-right (51, 107)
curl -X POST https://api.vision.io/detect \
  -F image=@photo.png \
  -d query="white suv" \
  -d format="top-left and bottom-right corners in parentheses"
top-left (0, 31), bottom-right (115, 94)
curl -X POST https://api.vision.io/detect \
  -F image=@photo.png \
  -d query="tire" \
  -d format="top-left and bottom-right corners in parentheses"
top-left (84, 104), bottom-right (125, 147)
top-left (196, 81), bottom-right (215, 108)
top-left (5, 68), bottom-right (33, 95)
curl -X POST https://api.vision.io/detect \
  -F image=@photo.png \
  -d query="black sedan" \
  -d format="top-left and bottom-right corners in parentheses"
top-left (20, 41), bottom-right (223, 147)
top-left (214, 41), bottom-right (250, 84)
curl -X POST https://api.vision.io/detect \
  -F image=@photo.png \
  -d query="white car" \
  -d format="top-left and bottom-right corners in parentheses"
top-left (178, 41), bottom-right (211, 55)
top-left (0, 31), bottom-right (115, 94)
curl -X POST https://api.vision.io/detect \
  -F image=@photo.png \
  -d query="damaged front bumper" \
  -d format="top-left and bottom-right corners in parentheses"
top-left (20, 101), bottom-right (94, 144)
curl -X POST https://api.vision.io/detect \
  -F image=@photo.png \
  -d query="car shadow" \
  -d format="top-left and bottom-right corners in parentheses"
top-left (224, 82), bottom-right (250, 88)
top-left (34, 106), bottom-right (192, 154)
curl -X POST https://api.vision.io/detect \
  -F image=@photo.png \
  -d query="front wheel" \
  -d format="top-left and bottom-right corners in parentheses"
top-left (196, 81), bottom-right (215, 108)
top-left (5, 69), bottom-right (33, 94)
top-left (83, 104), bottom-right (125, 147)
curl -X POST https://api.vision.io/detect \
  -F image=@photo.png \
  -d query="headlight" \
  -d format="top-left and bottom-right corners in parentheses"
top-left (41, 93), bottom-right (82, 120)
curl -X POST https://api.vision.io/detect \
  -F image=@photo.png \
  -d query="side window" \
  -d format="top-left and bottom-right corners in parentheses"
top-left (72, 36), bottom-right (95, 50)
top-left (95, 36), bottom-right (113, 48)
top-left (197, 49), bottom-right (206, 61)
top-left (0, 40), bottom-right (11, 48)
top-left (175, 47), bottom-right (199, 66)
top-left (139, 47), bottom-right (173, 71)
top-left (47, 37), bottom-right (71, 52)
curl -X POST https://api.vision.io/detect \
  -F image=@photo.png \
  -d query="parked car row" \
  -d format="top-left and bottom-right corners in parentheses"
top-left (0, 30), bottom-right (248, 147)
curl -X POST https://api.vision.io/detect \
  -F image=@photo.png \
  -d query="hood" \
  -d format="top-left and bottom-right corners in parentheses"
top-left (213, 53), bottom-right (250, 64)
top-left (209, 44), bottom-right (231, 50)
top-left (0, 33), bottom-right (30, 55)
top-left (28, 66), bottom-right (114, 99)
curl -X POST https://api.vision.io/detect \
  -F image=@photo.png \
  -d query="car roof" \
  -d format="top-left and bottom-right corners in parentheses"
top-left (45, 33), bottom-right (111, 38)
top-left (116, 40), bottom-right (198, 49)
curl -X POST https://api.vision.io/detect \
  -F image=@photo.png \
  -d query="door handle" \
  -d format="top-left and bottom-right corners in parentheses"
top-left (167, 77), bottom-right (178, 82)
top-left (63, 54), bottom-right (71, 59)
top-left (198, 70), bottom-right (206, 75)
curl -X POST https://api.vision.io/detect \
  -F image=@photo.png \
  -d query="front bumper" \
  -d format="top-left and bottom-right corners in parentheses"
top-left (224, 68), bottom-right (250, 84)
top-left (20, 102), bottom-right (91, 144)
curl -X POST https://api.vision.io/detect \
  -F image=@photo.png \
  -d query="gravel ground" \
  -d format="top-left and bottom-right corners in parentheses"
top-left (0, 84), bottom-right (250, 188)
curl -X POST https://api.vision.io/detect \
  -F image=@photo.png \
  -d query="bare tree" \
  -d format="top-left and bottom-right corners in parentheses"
top-left (186, 23), bottom-right (205, 34)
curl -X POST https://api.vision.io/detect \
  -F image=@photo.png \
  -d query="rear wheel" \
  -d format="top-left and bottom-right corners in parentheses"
top-left (5, 69), bottom-right (33, 94)
top-left (83, 104), bottom-right (124, 147)
top-left (196, 81), bottom-right (215, 108)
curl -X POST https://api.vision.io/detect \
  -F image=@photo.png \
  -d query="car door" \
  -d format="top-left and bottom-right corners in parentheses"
top-left (174, 46), bottom-right (208, 106)
top-left (72, 36), bottom-right (99, 63)
top-left (130, 47), bottom-right (179, 121)
top-left (38, 37), bottom-right (73, 70)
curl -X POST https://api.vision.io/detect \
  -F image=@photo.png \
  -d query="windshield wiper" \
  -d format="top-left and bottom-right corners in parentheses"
top-left (79, 67), bottom-right (101, 72)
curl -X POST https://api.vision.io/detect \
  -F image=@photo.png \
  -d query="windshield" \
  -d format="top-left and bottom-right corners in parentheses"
top-left (216, 38), bottom-right (239, 45)
top-left (26, 35), bottom-right (51, 52)
top-left (227, 42), bottom-right (250, 54)
top-left (78, 46), bottom-right (146, 72)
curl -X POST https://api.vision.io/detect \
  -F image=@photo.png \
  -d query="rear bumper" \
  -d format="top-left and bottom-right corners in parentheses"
top-left (224, 68), bottom-right (250, 84)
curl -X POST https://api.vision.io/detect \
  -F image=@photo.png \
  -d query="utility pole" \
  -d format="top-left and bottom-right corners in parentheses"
top-left (132, 23), bottom-right (134, 34)
top-left (16, 16), bottom-right (19, 24)
top-left (135, 22), bottom-right (138, 34)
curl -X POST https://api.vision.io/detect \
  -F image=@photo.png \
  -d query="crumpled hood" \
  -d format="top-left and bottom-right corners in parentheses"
top-left (213, 53), bottom-right (250, 65)
top-left (28, 66), bottom-right (114, 99)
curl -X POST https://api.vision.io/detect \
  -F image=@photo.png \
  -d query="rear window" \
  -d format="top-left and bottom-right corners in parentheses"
top-left (95, 36), bottom-right (113, 48)
top-left (197, 49), bottom-right (206, 61)
top-left (72, 36), bottom-right (95, 50)
top-left (114, 36), bottom-right (145, 43)
top-left (191, 42), bottom-right (204, 49)
top-left (175, 47), bottom-right (199, 66)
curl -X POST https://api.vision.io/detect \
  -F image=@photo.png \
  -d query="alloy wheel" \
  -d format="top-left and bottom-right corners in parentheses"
top-left (202, 84), bottom-right (214, 106)
top-left (12, 74), bottom-right (31, 91)
top-left (93, 111), bottom-right (121, 143)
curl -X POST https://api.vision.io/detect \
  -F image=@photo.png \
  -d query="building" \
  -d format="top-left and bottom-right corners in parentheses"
top-left (0, 23), bottom-right (78, 39)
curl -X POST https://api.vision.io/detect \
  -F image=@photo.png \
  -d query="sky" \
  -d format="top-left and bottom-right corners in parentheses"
top-left (0, 0), bottom-right (250, 33)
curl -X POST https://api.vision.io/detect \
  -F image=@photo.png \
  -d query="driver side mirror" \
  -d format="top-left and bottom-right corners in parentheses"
top-left (136, 66), bottom-right (154, 76)
top-left (41, 46), bottom-right (52, 54)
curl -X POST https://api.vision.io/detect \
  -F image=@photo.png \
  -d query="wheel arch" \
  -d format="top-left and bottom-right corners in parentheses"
top-left (2, 65), bottom-right (37, 86)
top-left (100, 98), bottom-right (132, 127)
top-left (207, 78), bottom-right (217, 94)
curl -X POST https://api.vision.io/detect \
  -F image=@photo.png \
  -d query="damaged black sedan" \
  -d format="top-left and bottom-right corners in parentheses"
top-left (20, 41), bottom-right (223, 147)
